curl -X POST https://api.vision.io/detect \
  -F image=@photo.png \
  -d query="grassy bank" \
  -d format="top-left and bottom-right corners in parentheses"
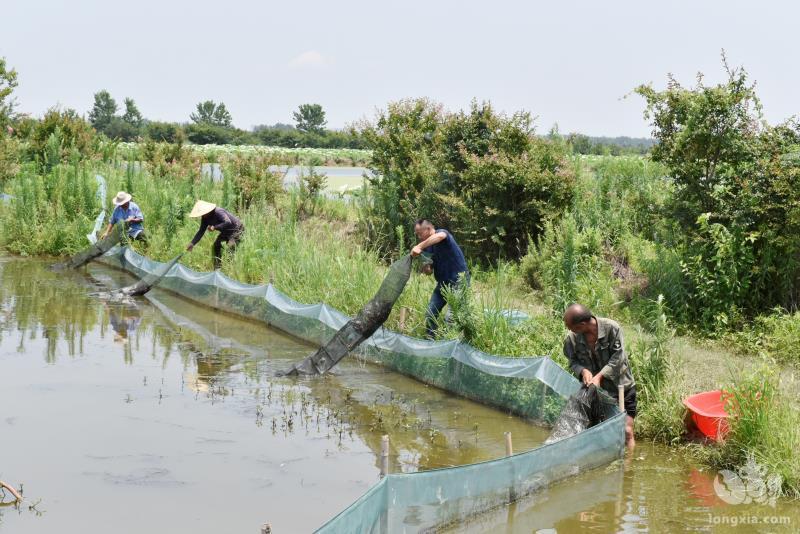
top-left (1, 155), bottom-right (797, 496)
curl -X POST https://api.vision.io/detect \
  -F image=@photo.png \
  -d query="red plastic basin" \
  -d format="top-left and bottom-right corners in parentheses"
top-left (683, 390), bottom-right (730, 441)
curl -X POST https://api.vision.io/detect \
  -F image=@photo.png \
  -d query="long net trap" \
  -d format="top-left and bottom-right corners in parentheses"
top-left (76, 173), bottom-right (625, 533)
top-left (96, 245), bottom-right (625, 531)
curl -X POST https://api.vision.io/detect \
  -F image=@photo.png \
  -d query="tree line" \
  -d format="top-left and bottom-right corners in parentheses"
top-left (86, 90), bottom-right (366, 148)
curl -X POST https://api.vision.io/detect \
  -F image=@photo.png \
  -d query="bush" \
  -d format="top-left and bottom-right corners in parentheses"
top-left (222, 154), bottom-right (283, 210)
top-left (522, 214), bottom-right (616, 315)
top-left (293, 166), bottom-right (328, 219)
top-left (25, 108), bottom-right (95, 165)
top-left (358, 98), bottom-right (576, 262)
top-left (0, 133), bottom-right (20, 183)
top-left (185, 123), bottom-right (234, 145)
top-left (146, 121), bottom-right (185, 144)
top-left (637, 61), bottom-right (800, 325)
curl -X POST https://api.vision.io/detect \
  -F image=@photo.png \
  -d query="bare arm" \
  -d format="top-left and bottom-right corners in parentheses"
top-left (411, 231), bottom-right (447, 257)
top-left (564, 336), bottom-right (592, 385)
top-left (187, 219), bottom-right (209, 251)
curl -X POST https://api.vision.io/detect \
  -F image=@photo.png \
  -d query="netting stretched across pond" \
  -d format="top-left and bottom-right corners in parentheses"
top-left (95, 245), bottom-right (626, 531)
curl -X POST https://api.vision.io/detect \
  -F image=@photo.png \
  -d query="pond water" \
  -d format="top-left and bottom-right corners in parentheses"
top-left (1, 256), bottom-right (797, 533)
top-left (0, 257), bottom-right (547, 533)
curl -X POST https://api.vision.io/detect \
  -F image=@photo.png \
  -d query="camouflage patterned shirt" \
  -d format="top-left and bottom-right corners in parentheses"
top-left (563, 316), bottom-right (635, 394)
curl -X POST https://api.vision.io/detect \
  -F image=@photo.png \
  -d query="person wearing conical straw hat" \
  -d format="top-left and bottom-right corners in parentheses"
top-left (101, 191), bottom-right (146, 241)
top-left (186, 200), bottom-right (245, 270)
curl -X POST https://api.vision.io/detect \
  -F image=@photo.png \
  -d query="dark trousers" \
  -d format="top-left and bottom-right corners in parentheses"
top-left (425, 275), bottom-right (468, 338)
top-left (212, 228), bottom-right (244, 270)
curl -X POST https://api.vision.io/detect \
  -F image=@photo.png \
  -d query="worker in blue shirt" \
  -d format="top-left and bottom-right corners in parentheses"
top-left (102, 191), bottom-right (145, 241)
top-left (410, 219), bottom-right (469, 338)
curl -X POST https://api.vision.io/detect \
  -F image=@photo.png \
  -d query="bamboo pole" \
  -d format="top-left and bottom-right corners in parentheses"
top-left (618, 385), bottom-right (625, 413)
top-left (504, 431), bottom-right (513, 456)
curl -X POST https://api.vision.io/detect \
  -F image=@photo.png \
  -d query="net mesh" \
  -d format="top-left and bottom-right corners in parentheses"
top-left (95, 246), bottom-right (625, 531)
top-left (284, 255), bottom-right (413, 375)
top-left (52, 225), bottom-right (123, 270)
top-left (118, 253), bottom-right (185, 296)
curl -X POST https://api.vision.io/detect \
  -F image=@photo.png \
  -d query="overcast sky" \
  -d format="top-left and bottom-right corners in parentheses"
top-left (3, 0), bottom-right (798, 137)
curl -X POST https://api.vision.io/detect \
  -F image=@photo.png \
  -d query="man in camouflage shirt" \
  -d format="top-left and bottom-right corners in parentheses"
top-left (563, 303), bottom-right (637, 448)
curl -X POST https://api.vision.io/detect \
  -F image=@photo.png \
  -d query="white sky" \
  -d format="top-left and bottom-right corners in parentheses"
top-left (3, 0), bottom-right (798, 136)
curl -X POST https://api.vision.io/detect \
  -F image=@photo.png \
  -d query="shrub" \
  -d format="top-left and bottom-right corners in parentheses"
top-left (146, 121), bottom-right (185, 144)
top-left (637, 60), bottom-right (800, 324)
top-left (522, 214), bottom-right (616, 315)
top-left (358, 98), bottom-right (576, 262)
top-left (222, 154), bottom-right (283, 210)
top-left (25, 108), bottom-right (95, 165)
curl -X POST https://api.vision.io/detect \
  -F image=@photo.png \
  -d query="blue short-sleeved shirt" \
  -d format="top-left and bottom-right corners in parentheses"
top-left (110, 201), bottom-right (144, 238)
top-left (427, 229), bottom-right (468, 284)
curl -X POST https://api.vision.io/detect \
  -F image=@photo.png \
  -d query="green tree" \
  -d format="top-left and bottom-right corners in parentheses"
top-left (0, 57), bottom-right (19, 130)
top-left (637, 58), bottom-right (800, 324)
top-left (88, 90), bottom-right (118, 132)
top-left (146, 121), bottom-right (184, 143)
top-left (359, 98), bottom-right (576, 261)
top-left (293, 103), bottom-right (327, 134)
top-left (190, 100), bottom-right (233, 127)
top-left (122, 97), bottom-right (144, 127)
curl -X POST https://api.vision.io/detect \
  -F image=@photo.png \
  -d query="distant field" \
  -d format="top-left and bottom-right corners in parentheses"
top-left (118, 142), bottom-right (372, 166)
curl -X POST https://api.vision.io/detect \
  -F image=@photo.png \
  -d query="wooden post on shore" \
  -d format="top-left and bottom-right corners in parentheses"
top-left (380, 435), bottom-right (390, 478)
top-left (398, 307), bottom-right (407, 330)
top-left (618, 385), bottom-right (625, 413)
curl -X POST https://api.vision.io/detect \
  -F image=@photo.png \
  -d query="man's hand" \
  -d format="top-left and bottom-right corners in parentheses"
top-left (186, 243), bottom-right (194, 252)
top-left (581, 368), bottom-right (593, 386)
top-left (588, 373), bottom-right (603, 388)
top-left (209, 225), bottom-right (216, 232)
top-left (125, 216), bottom-right (134, 223)
top-left (411, 245), bottom-right (423, 257)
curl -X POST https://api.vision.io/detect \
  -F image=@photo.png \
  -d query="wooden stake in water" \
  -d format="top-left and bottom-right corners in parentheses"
top-left (505, 432), bottom-right (517, 502)
top-left (618, 385), bottom-right (625, 413)
top-left (380, 435), bottom-right (390, 478)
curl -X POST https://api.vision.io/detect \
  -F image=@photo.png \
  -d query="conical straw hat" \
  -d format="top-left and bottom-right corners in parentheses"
top-left (189, 200), bottom-right (216, 218)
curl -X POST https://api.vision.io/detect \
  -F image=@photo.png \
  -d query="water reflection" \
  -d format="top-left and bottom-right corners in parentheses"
top-left (453, 443), bottom-right (799, 533)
